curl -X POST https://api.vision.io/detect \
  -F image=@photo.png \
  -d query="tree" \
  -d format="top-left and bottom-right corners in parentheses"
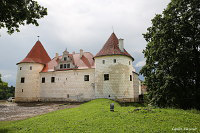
top-left (140, 0), bottom-right (200, 109)
top-left (0, 0), bottom-right (47, 34)
top-left (0, 74), bottom-right (2, 83)
top-left (0, 74), bottom-right (15, 100)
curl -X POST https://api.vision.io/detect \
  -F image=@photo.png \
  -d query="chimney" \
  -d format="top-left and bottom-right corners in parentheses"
top-left (118, 39), bottom-right (124, 52)
top-left (55, 53), bottom-right (59, 59)
top-left (80, 49), bottom-right (83, 58)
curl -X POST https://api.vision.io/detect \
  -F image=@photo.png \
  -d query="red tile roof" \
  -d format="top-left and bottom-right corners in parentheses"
top-left (41, 52), bottom-right (94, 72)
top-left (94, 33), bottom-right (134, 60)
top-left (17, 41), bottom-right (51, 65)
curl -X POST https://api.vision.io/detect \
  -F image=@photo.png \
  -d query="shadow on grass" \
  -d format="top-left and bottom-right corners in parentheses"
top-left (117, 102), bottom-right (147, 107)
top-left (0, 128), bottom-right (9, 133)
top-left (186, 109), bottom-right (200, 114)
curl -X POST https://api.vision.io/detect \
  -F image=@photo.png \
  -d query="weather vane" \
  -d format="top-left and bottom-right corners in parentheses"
top-left (37, 36), bottom-right (40, 41)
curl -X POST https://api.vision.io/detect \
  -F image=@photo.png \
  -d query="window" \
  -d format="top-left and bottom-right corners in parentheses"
top-left (51, 77), bottom-right (55, 83)
top-left (22, 89), bottom-right (23, 92)
top-left (64, 64), bottom-right (66, 68)
top-left (21, 77), bottom-right (25, 83)
top-left (113, 59), bottom-right (116, 63)
top-left (67, 94), bottom-right (69, 98)
top-left (20, 67), bottom-right (22, 70)
top-left (84, 75), bottom-right (89, 81)
top-left (102, 60), bottom-right (105, 64)
top-left (130, 75), bottom-right (132, 81)
top-left (67, 64), bottom-right (70, 68)
top-left (30, 66), bottom-right (32, 70)
top-left (42, 77), bottom-right (45, 83)
top-left (104, 74), bottom-right (109, 81)
top-left (64, 57), bottom-right (67, 61)
top-left (129, 61), bottom-right (131, 65)
top-left (66, 78), bottom-right (67, 80)
top-left (60, 64), bottom-right (63, 69)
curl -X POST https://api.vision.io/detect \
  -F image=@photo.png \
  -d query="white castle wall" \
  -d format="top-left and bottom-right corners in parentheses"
top-left (15, 63), bottom-right (44, 102)
top-left (39, 68), bottom-right (95, 101)
top-left (15, 56), bottom-right (140, 102)
top-left (94, 55), bottom-right (136, 101)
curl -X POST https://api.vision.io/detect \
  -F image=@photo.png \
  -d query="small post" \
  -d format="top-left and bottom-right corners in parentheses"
top-left (110, 103), bottom-right (114, 112)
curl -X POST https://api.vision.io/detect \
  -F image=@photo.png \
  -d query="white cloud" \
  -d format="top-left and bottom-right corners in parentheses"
top-left (2, 74), bottom-right (12, 79)
top-left (135, 60), bottom-right (146, 67)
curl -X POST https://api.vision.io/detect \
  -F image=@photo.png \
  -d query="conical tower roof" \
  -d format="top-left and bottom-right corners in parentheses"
top-left (94, 33), bottom-right (133, 60)
top-left (17, 41), bottom-right (51, 64)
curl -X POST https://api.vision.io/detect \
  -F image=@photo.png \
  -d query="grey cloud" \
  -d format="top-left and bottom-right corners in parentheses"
top-left (0, 0), bottom-right (170, 86)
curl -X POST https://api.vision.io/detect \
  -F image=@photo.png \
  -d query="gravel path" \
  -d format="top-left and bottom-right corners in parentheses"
top-left (0, 101), bottom-right (80, 121)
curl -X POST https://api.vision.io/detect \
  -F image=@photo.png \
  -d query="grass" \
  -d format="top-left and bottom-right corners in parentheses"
top-left (0, 99), bottom-right (200, 133)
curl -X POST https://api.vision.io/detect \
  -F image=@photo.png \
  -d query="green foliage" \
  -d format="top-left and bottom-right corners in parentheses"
top-left (0, 74), bottom-right (2, 83)
top-left (143, 94), bottom-right (150, 104)
top-left (140, 0), bottom-right (200, 109)
top-left (0, 99), bottom-right (200, 132)
top-left (0, 74), bottom-right (15, 100)
top-left (0, 0), bottom-right (47, 34)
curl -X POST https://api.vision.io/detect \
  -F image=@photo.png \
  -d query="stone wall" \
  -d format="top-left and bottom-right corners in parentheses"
top-left (15, 63), bottom-right (44, 102)
top-left (39, 68), bottom-right (95, 102)
top-left (94, 55), bottom-right (135, 100)
top-left (133, 72), bottom-right (140, 102)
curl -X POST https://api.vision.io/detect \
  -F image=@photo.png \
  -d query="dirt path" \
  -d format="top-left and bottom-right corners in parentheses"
top-left (0, 101), bottom-right (80, 121)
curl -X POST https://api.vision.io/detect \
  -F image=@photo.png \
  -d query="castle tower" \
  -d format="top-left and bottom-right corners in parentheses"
top-left (15, 41), bottom-right (51, 102)
top-left (94, 33), bottom-right (136, 101)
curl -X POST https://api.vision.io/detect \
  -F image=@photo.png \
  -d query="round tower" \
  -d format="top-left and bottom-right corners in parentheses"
top-left (15, 41), bottom-right (51, 102)
top-left (94, 33), bottom-right (136, 101)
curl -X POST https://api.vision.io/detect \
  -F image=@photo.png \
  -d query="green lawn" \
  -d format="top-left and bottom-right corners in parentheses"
top-left (0, 99), bottom-right (200, 133)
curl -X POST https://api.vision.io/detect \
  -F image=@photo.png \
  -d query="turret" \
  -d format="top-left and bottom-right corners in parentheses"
top-left (94, 33), bottom-right (137, 101)
top-left (15, 41), bottom-right (51, 102)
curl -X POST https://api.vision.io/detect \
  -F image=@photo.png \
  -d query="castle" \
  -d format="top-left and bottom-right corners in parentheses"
top-left (15, 33), bottom-right (141, 102)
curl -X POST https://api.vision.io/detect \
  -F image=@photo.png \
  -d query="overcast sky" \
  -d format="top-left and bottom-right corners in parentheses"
top-left (0, 0), bottom-right (170, 86)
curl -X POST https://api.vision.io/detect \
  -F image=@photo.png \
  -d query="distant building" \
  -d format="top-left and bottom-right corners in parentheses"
top-left (141, 81), bottom-right (147, 94)
top-left (15, 33), bottom-right (141, 102)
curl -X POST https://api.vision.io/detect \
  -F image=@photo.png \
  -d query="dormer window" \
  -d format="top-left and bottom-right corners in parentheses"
top-left (67, 64), bottom-right (70, 68)
top-left (56, 49), bottom-right (75, 70)
top-left (60, 64), bottom-right (63, 69)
